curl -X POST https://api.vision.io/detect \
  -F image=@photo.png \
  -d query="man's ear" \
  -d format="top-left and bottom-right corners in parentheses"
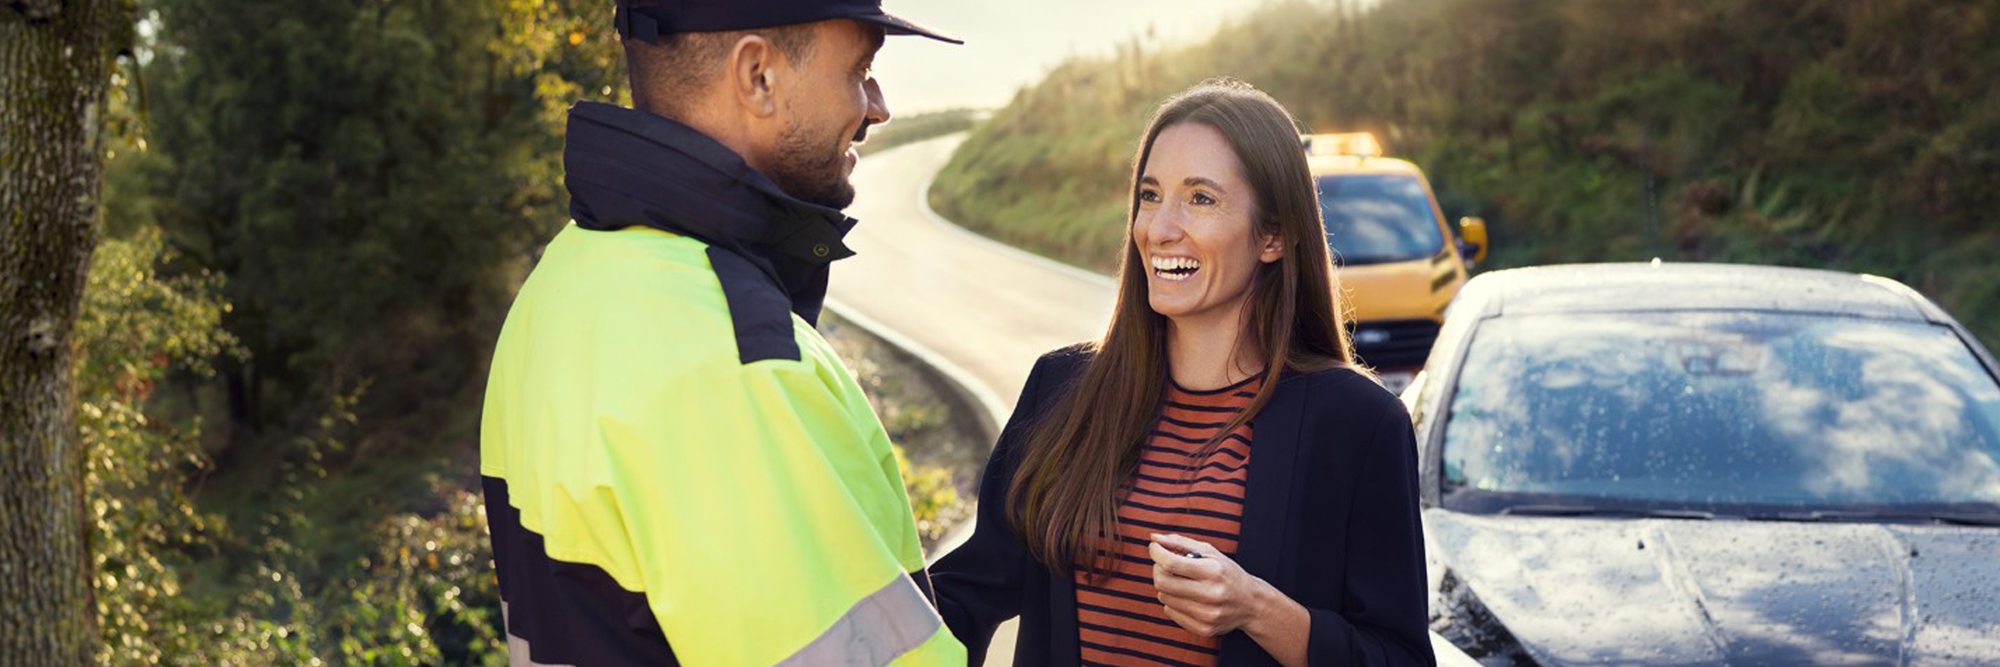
top-left (726, 34), bottom-right (782, 119)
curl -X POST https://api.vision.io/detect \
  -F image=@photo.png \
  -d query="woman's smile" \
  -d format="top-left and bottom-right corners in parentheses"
top-left (1151, 254), bottom-right (1203, 282)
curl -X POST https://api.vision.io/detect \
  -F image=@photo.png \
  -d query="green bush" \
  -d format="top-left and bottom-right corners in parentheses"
top-left (80, 228), bottom-right (239, 667)
top-left (77, 226), bottom-right (506, 666)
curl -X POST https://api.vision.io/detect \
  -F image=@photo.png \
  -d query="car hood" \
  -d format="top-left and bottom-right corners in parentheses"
top-left (1424, 510), bottom-right (2000, 666)
top-left (1340, 257), bottom-right (1457, 322)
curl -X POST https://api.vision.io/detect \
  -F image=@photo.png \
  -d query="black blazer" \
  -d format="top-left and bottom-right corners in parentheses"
top-left (931, 346), bottom-right (1435, 667)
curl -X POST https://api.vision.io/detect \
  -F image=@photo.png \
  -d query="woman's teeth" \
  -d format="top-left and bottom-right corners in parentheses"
top-left (1152, 256), bottom-right (1201, 281)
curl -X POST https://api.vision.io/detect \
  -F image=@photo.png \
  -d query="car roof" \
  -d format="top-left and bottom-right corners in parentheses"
top-left (1307, 154), bottom-right (1426, 177)
top-left (1457, 262), bottom-right (1947, 322)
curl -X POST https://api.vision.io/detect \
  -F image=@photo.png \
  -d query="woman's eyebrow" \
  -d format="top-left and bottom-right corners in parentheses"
top-left (1139, 175), bottom-right (1161, 187)
top-left (1183, 176), bottom-right (1227, 193)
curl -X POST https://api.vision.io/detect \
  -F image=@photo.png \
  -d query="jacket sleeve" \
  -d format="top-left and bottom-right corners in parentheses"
top-left (606, 355), bottom-right (965, 666)
top-left (1304, 401), bottom-right (1436, 667)
top-left (929, 352), bottom-right (1058, 664)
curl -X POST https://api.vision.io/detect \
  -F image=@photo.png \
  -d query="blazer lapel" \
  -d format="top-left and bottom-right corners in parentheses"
top-left (1049, 568), bottom-right (1082, 665)
top-left (1236, 374), bottom-right (1304, 585)
top-left (1218, 375), bottom-right (1307, 665)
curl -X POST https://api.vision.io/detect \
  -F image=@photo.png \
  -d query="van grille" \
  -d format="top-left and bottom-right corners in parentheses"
top-left (1349, 319), bottom-right (1440, 371)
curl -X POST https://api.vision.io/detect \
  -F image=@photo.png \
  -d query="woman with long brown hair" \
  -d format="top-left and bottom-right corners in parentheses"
top-left (929, 79), bottom-right (1434, 667)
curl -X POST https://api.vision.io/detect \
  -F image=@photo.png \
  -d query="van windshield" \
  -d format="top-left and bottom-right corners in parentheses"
top-left (1318, 174), bottom-right (1446, 265)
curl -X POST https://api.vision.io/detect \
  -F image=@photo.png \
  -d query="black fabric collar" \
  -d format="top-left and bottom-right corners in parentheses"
top-left (562, 101), bottom-right (857, 321)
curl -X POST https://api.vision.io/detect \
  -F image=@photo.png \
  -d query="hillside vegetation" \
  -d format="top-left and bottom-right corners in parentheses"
top-left (860, 108), bottom-right (984, 156)
top-left (931, 0), bottom-right (2000, 348)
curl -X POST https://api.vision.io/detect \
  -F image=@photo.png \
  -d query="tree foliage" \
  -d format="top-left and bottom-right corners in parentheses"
top-left (136, 0), bottom-right (622, 441)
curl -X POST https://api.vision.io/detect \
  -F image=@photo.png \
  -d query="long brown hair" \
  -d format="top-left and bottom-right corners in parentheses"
top-left (1006, 79), bottom-right (1369, 575)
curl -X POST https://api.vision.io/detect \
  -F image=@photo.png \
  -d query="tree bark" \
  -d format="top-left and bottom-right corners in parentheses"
top-left (1, 0), bottom-right (122, 664)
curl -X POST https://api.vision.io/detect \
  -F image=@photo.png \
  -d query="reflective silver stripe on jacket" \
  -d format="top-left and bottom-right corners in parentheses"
top-left (775, 572), bottom-right (941, 667)
top-left (501, 601), bottom-right (576, 667)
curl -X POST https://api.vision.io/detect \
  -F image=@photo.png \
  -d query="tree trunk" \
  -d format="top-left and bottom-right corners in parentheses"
top-left (1, 0), bottom-right (122, 664)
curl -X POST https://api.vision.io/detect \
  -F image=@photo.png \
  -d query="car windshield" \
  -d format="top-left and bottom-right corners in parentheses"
top-left (1440, 311), bottom-right (2000, 515)
top-left (1317, 174), bottom-right (1445, 265)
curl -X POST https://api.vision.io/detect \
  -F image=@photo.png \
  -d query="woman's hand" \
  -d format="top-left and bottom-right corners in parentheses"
top-left (1149, 533), bottom-right (1310, 666)
top-left (1147, 533), bottom-right (1265, 636)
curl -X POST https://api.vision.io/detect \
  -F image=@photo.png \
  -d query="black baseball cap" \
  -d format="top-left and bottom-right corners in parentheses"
top-left (615, 0), bottom-right (962, 45)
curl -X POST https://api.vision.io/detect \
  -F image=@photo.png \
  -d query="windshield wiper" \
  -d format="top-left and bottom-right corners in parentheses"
top-left (1746, 510), bottom-right (2000, 527)
top-left (1499, 505), bottom-right (1716, 520)
top-left (1333, 255), bottom-right (1424, 267)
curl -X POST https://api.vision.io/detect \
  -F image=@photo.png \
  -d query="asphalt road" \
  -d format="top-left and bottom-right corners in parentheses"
top-left (830, 134), bottom-right (1116, 414)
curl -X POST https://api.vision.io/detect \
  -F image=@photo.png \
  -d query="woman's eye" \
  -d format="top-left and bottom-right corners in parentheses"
top-left (1192, 192), bottom-right (1216, 205)
top-left (1138, 189), bottom-right (1161, 203)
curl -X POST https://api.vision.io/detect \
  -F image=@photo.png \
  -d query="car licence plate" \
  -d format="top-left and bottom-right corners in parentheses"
top-left (1378, 370), bottom-right (1415, 396)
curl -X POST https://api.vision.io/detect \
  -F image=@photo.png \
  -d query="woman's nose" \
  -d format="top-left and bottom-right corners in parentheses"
top-left (1148, 205), bottom-right (1189, 245)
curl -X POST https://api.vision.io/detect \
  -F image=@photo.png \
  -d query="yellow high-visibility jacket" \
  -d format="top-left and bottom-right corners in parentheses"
top-left (480, 102), bottom-right (965, 666)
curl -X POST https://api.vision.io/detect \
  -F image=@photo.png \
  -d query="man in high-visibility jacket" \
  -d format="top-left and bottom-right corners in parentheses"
top-left (479, 2), bottom-right (966, 664)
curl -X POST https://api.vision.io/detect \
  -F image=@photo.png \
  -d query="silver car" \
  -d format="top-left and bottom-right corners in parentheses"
top-left (1405, 263), bottom-right (2000, 666)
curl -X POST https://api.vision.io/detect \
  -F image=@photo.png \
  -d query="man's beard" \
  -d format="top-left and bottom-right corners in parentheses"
top-left (767, 119), bottom-right (857, 210)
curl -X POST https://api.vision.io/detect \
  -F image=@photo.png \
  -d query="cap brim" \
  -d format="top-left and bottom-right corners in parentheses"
top-left (857, 12), bottom-right (963, 45)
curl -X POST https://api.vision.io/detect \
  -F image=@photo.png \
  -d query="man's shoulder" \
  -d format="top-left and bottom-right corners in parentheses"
top-left (537, 223), bottom-right (719, 290)
top-left (517, 223), bottom-right (820, 365)
top-left (510, 228), bottom-right (729, 336)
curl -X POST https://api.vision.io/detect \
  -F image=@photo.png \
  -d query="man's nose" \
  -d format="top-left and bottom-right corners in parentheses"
top-left (864, 78), bottom-right (891, 125)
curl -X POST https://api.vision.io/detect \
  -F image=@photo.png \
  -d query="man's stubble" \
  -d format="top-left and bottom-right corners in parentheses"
top-left (768, 113), bottom-right (858, 210)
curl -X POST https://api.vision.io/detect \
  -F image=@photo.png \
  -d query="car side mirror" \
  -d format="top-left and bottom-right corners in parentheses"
top-left (1457, 217), bottom-right (1488, 267)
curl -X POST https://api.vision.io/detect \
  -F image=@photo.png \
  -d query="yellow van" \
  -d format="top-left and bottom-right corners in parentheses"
top-left (1305, 133), bottom-right (1487, 393)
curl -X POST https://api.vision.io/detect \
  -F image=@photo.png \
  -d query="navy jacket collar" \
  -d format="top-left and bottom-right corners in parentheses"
top-left (562, 101), bottom-right (856, 322)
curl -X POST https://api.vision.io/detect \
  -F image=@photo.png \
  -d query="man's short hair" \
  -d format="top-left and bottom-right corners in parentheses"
top-left (625, 25), bottom-right (818, 120)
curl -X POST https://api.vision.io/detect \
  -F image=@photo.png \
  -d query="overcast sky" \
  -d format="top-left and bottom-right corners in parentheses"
top-left (870, 0), bottom-right (1282, 113)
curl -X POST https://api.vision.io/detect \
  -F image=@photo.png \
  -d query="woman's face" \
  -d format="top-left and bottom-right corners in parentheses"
top-left (1133, 122), bottom-right (1284, 325)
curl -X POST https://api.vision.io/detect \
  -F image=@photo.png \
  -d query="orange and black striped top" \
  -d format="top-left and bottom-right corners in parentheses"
top-left (1074, 374), bottom-right (1263, 667)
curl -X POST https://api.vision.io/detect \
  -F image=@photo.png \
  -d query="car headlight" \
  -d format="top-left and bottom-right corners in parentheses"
top-left (1431, 570), bottom-right (1541, 667)
top-left (1430, 630), bottom-right (1486, 667)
